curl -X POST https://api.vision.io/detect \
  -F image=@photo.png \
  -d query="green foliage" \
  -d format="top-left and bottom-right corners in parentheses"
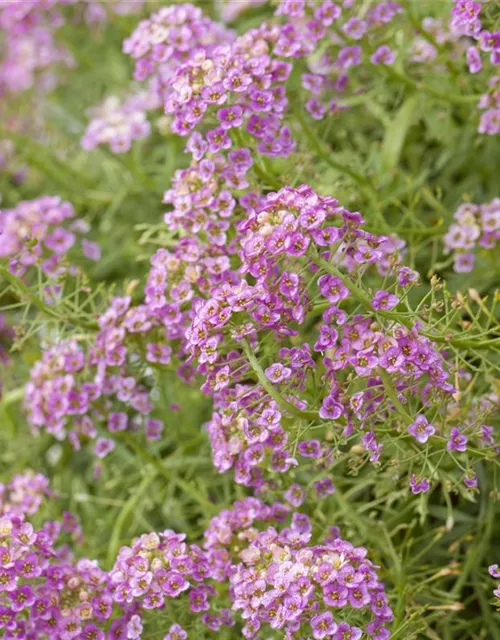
top-left (1, 1), bottom-right (500, 639)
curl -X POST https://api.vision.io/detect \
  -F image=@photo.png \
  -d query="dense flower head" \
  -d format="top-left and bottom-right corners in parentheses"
top-left (274, 0), bottom-right (404, 120)
top-left (0, 478), bottom-right (393, 640)
top-left (443, 199), bottom-right (500, 272)
top-left (218, 505), bottom-right (392, 638)
top-left (183, 185), bottom-right (460, 488)
top-left (79, 0), bottom-right (146, 25)
top-left (0, 0), bottom-right (74, 95)
top-left (448, 1), bottom-right (500, 135)
top-left (81, 84), bottom-right (160, 153)
top-left (0, 471), bottom-right (141, 639)
top-left (123, 3), bottom-right (234, 83)
top-left (2, 1), bottom-right (500, 638)
top-left (162, 140), bottom-right (256, 236)
top-left (0, 196), bottom-right (99, 280)
top-left (24, 294), bottom-right (165, 453)
top-left (0, 472), bottom-right (51, 518)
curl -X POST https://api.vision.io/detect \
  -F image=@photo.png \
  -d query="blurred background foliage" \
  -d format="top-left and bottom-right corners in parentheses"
top-left (1, 1), bottom-right (500, 639)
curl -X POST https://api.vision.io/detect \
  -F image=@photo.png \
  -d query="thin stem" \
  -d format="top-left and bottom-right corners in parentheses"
top-left (312, 255), bottom-right (500, 352)
top-left (242, 341), bottom-right (318, 421)
top-left (381, 64), bottom-right (481, 105)
top-left (379, 369), bottom-right (413, 426)
top-left (0, 265), bottom-right (98, 331)
top-left (295, 108), bottom-right (378, 195)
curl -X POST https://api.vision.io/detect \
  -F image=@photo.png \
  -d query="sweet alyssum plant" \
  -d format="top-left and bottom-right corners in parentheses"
top-left (0, 1), bottom-right (499, 639)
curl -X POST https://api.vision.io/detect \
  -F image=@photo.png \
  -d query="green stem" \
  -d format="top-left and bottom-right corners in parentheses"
top-left (312, 255), bottom-right (500, 351)
top-left (379, 369), bottom-right (413, 426)
top-left (0, 265), bottom-right (98, 331)
top-left (0, 387), bottom-right (25, 409)
top-left (116, 432), bottom-right (171, 482)
top-left (381, 65), bottom-right (481, 105)
top-left (295, 108), bottom-right (377, 195)
top-left (107, 470), bottom-right (157, 566)
top-left (472, 574), bottom-right (500, 640)
top-left (450, 479), bottom-right (496, 598)
top-left (242, 341), bottom-right (318, 421)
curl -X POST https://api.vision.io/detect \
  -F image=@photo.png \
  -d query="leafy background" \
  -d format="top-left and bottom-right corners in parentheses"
top-left (1, 1), bottom-right (500, 639)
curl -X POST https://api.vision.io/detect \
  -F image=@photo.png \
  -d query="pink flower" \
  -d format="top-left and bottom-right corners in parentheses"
top-left (408, 415), bottom-right (436, 444)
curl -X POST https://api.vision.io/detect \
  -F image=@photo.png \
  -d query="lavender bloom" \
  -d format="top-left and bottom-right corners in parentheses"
top-left (447, 427), bottom-right (468, 452)
top-left (408, 415), bottom-right (436, 444)
top-left (410, 474), bottom-right (430, 494)
top-left (370, 45), bottom-right (396, 65)
top-left (372, 290), bottom-right (399, 311)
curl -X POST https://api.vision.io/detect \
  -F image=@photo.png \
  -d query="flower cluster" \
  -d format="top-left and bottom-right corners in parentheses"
top-left (0, 1), bottom-right (74, 95)
top-left (125, 2), bottom-right (298, 155)
top-left (0, 470), bottom-right (393, 639)
top-left (81, 85), bottom-right (160, 153)
top-left (0, 196), bottom-right (100, 280)
top-left (24, 295), bottom-right (167, 456)
top-left (0, 471), bottom-right (51, 518)
top-left (443, 199), bottom-right (500, 272)
top-left (185, 185), bottom-right (461, 489)
top-left (0, 471), bottom-right (141, 640)
top-left (79, 0), bottom-right (145, 25)
top-left (276, 0), bottom-right (403, 120)
top-left (110, 529), bottom-right (234, 635)
top-left (450, 1), bottom-right (500, 135)
top-left (204, 498), bottom-right (392, 639)
top-left (123, 3), bottom-right (233, 83)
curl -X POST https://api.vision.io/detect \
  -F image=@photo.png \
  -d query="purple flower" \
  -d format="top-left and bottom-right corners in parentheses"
top-left (464, 473), bottom-right (478, 488)
top-left (337, 46), bottom-right (362, 69)
top-left (479, 109), bottom-right (500, 135)
top-left (82, 239), bottom-right (101, 261)
top-left (126, 615), bottom-right (143, 639)
top-left (146, 343), bottom-right (172, 365)
top-left (311, 611), bottom-right (337, 639)
top-left (314, 477), bottom-right (336, 497)
top-left (372, 290), bottom-right (399, 311)
top-left (397, 266), bottom-right (419, 287)
top-left (489, 564), bottom-right (500, 578)
top-left (447, 427), bottom-right (468, 453)
top-left (94, 437), bottom-right (115, 459)
top-left (454, 253), bottom-right (475, 273)
top-left (314, 325), bottom-right (338, 351)
top-left (44, 228), bottom-right (76, 255)
top-left (410, 474), bottom-right (430, 494)
top-left (145, 418), bottom-right (164, 441)
top-left (466, 46), bottom-right (482, 73)
top-left (306, 99), bottom-right (326, 120)
top-left (265, 363), bottom-right (292, 384)
top-left (343, 17), bottom-right (367, 40)
top-left (335, 623), bottom-right (362, 640)
top-left (408, 414), bottom-right (436, 444)
top-left (82, 625), bottom-right (105, 640)
top-left (161, 571), bottom-right (189, 597)
top-left (164, 624), bottom-right (188, 640)
top-left (297, 440), bottom-right (321, 458)
top-left (324, 584), bottom-right (348, 607)
top-left (371, 45), bottom-right (396, 65)
top-left (217, 105), bottom-right (244, 130)
top-left (108, 412), bottom-right (127, 433)
top-left (284, 484), bottom-right (305, 507)
top-left (319, 394), bottom-right (343, 419)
